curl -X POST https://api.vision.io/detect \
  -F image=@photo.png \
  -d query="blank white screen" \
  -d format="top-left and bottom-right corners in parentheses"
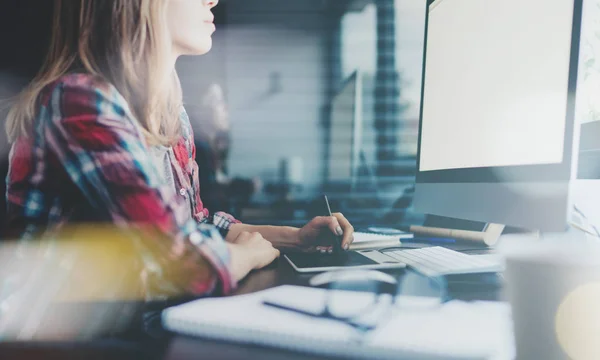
top-left (419, 0), bottom-right (575, 171)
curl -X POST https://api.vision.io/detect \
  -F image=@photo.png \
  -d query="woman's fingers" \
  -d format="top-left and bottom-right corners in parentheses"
top-left (333, 213), bottom-right (354, 249)
top-left (314, 216), bottom-right (343, 237)
top-left (316, 245), bottom-right (334, 254)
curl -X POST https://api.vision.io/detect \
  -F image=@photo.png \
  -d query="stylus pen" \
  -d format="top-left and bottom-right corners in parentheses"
top-left (324, 195), bottom-right (344, 255)
top-left (402, 237), bottom-right (456, 244)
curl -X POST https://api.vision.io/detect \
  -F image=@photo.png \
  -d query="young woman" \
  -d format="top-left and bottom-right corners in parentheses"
top-left (4, 0), bottom-right (354, 300)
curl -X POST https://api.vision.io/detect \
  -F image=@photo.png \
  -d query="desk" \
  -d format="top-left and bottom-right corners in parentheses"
top-left (0, 254), bottom-right (503, 360)
top-left (164, 256), bottom-right (503, 360)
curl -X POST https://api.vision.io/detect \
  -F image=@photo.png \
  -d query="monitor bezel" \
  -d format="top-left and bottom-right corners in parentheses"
top-left (415, 0), bottom-right (584, 184)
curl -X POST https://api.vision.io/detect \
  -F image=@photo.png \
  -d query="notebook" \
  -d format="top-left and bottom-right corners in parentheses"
top-left (162, 285), bottom-right (514, 360)
top-left (349, 231), bottom-right (413, 251)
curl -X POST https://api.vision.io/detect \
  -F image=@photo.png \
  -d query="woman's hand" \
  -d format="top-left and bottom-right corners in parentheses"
top-left (297, 213), bottom-right (354, 252)
top-left (227, 232), bottom-right (280, 282)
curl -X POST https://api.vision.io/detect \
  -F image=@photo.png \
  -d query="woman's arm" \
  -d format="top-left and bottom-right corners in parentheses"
top-left (43, 77), bottom-right (276, 297)
top-left (226, 213), bottom-right (355, 251)
top-left (226, 224), bottom-right (301, 250)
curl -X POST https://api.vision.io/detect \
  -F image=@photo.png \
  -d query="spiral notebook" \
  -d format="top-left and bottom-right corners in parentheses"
top-left (162, 285), bottom-right (514, 360)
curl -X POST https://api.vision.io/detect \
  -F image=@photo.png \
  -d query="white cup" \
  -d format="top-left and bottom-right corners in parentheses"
top-left (501, 234), bottom-right (600, 360)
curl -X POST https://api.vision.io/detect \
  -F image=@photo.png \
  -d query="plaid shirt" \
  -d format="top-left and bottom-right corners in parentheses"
top-left (5, 74), bottom-right (241, 298)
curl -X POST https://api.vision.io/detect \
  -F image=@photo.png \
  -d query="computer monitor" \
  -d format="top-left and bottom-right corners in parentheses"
top-left (414, 0), bottom-right (584, 232)
top-left (328, 70), bottom-right (363, 189)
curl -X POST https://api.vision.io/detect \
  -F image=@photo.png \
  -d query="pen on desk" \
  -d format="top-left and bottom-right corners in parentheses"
top-left (324, 195), bottom-right (344, 254)
top-left (402, 237), bottom-right (456, 244)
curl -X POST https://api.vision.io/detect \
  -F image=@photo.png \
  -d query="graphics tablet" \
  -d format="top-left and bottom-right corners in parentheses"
top-left (284, 250), bottom-right (407, 273)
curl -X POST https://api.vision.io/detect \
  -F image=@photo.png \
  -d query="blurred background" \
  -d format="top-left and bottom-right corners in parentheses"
top-left (1, 0), bottom-right (599, 234)
top-left (177, 0), bottom-right (429, 229)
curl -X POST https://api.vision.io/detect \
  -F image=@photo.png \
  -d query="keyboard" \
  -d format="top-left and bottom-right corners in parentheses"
top-left (384, 246), bottom-right (504, 277)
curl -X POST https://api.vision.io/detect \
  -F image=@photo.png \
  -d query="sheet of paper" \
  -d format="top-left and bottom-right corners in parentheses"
top-left (367, 300), bottom-right (515, 360)
top-left (353, 232), bottom-right (413, 243)
top-left (166, 286), bottom-right (357, 341)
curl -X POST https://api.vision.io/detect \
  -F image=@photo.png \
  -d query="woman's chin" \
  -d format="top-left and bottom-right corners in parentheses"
top-left (181, 38), bottom-right (213, 56)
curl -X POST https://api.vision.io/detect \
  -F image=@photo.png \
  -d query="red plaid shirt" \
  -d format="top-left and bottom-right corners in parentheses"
top-left (5, 73), bottom-right (241, 297)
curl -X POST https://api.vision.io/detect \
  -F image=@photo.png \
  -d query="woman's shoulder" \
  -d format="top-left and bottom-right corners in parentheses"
top-left (54, 72), bottom-right (113, 89)
top-left (40, 73), bottom-right (124, 109)
top-left (33, 73), bottom-right (139, 137)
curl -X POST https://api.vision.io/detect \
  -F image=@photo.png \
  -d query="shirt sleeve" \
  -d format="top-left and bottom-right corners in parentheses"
top-left (182, 108), bottom-right (241, 237)
top-left (212, 211), bottom-right (241, 237)
top-left (41, 77), bottom-right (236, 298)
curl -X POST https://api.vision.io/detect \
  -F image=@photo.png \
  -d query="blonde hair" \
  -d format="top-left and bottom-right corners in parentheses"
top-left (5, 0), bottom-right (182, 145)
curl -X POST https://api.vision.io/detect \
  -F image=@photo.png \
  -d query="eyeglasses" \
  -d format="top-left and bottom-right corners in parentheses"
top-left (262, 269), bottom-right (448, 339)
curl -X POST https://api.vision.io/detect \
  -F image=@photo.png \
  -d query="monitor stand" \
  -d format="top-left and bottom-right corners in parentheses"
top-left (409, 179), bottom-right (600, 246)
top-left (409, 221), bottom-right (505, 247)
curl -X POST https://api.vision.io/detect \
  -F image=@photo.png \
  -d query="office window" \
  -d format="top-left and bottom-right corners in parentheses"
top-left (339, 4), bottom-right (378, 172)
top-left (340, 1), bottom-right (426, 160)
top-left (340, 4), bottom-right (377, 78)
top-left (394, 0), bottom-right (426, 154)
top-left (334, 1), bottom-right (427, 228)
